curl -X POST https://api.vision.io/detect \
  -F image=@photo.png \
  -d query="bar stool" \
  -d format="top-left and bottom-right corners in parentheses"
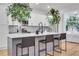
top-left (16, 37), bottom-right (35, 56)
top-left (53, 34), bottom-right (61, 53)
top-left (38, 35), bottom-right (54, 56)
top-left (60, 33), bottom-right (67, 51)
top-left (54, 33), bottom-right (66, 52)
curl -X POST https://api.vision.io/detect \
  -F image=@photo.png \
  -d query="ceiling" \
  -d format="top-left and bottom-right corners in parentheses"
top-left (30, 3), bottom-right (79, 14)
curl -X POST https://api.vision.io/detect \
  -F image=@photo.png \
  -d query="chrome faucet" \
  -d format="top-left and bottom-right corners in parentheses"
top-left (38, 22), bottom-right (43, 33)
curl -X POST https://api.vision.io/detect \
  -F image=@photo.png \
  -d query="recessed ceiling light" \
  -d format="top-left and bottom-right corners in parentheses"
top-left (47, 5), bottom-right (50, 9)
top-left (73, 11), bottom-right (77, 15)
top-left (35, 3), bottom-right (39, 5)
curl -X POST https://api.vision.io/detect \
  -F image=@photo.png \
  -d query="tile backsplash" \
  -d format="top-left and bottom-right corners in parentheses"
top-left (9, 25), bottom-right (52, 34)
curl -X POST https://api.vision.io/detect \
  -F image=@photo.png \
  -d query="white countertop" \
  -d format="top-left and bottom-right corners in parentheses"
top-left (67, 31), bottom-right (79, 35)
top-left (7, 32), bottom-right (60, 38)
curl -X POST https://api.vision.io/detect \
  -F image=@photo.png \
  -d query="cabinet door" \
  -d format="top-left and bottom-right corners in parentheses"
top-left (0, 24), bottom-right (8, 50)
top-left (0, 4), bottom-right (8, 25)
top-left (0, 4), bottom-right (8, 50)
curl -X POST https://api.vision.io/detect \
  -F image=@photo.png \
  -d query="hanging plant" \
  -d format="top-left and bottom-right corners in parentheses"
top-left (7, 3), bottom-right (32, 24)
top-left (48, 8), bottom-right (61, 25)
top-left (48, 8), bottom-right (61, 32)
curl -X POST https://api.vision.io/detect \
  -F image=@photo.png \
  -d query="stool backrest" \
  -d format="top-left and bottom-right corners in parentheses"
top-left (60, 33), bottom-right (66, 39)
top-left (45, 35), bottom-right (54, 42)
top-left (22, 37), bottom-right (35, 47)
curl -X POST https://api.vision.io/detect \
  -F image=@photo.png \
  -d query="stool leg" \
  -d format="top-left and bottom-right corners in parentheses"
top-left (53, 40), bottom-right (54, 56)
top-left (34, 46), bottom-right (35, 56)
top-left (38, 42), bottom-right (40, 56)
top-left (27, 47), bottom-right (29, 56)
top-left (58, 39), bottom-right (61, 53)
top-left (21, 48), bottom-right (23, 56)
top-left (45, 42), bottom-right (47, 56)
top-left (65, 39), bottom-right (67, 51)
top-left (16, 46), bottom-right (18, 56)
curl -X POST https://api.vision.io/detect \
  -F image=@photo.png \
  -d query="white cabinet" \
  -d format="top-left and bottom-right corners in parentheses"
top-left (0, 4), bottom-right (8, 50)
top-left (0, 24), bottom-right (8, 50)
top-left (0, 4), bottom-right (8, 25)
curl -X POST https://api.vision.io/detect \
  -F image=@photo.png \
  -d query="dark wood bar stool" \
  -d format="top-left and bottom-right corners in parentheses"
top-left (38, 35), bottom-right (54, 56)
top-left (16, 37), bottom-right (35, 56)
top-left (60, 33), bottom-right (67, 51)
top-left (54, 33), bottom-right (66, 53)
top-left (53, 34), bottom-right (61, 53)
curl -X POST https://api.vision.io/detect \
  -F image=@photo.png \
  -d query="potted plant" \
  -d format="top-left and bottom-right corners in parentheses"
top-left (7, 3), bottom-right (32, 25)
top-left (48, 8), bottom-right (61, 32)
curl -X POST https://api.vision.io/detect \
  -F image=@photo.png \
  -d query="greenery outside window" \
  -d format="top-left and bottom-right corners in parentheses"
top-left (66, 14), bottom-right (79, 31)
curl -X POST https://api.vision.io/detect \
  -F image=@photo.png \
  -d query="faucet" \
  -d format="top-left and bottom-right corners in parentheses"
top-left (38, 22), bottom-right (43, 33)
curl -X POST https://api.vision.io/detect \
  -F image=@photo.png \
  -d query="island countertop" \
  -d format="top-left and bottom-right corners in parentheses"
top-left (7, 32), bottom-right (61, 38)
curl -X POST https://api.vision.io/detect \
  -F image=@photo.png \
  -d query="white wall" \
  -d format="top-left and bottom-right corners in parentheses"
top-left (29, 10), bottom-right (65, 33)
top-left (28, 11), bottom-right (49, 26)
top-left (8, 7), bottom-right (64, 33)
top-left (8, 10), bottom-right (49, 26)
top-left (58, 12), bottom-right (64, 32)
top-left (0, 4), bottom-right (8, 50)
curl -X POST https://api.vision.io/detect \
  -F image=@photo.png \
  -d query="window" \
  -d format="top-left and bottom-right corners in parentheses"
top-left (65, 13), bottom-right (79, 32)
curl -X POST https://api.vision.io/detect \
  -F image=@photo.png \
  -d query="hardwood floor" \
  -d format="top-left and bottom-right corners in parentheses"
top-left (48, 41), bottom-right (79, 56)
top-left (0, 42), bottom-right (79, 56)
top-left (0, 49), bottom-right (8, 56)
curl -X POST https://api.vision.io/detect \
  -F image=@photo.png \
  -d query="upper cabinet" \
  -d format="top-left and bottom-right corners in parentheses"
top-left (28, 12), bottom-right (49, 26)
top-left (0, 4), bottom-right (8, 25)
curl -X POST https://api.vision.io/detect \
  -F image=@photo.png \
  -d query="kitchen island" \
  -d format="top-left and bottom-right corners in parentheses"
top-left (7, 32), bottom-right (60, 56)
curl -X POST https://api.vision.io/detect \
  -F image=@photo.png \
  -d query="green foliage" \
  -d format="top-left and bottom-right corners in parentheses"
top-left (48, 8), bottom-right (61, 25)
top-left (7, 3), bottom-right (32, 23)
top-left (67, 15), bottom-right (79, 28)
